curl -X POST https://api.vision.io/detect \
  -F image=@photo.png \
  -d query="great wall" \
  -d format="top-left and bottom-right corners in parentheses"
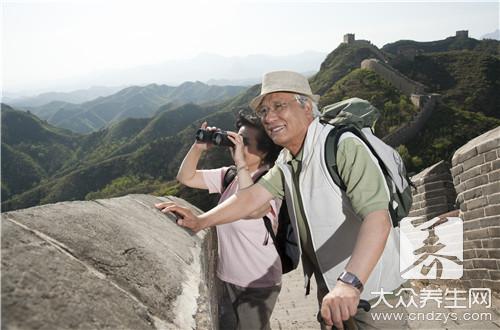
top-left (2, 31), bottom-right (499, 329)
top-left (343, 33), bottom-right (440, 148)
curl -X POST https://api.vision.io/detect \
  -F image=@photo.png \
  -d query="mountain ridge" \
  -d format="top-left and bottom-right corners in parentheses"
top-left (2, 34), bottom-right (499, 212)
top-left (11, 82), bottom-right (247, 134)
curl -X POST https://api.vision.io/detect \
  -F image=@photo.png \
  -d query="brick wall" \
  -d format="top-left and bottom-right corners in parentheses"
top-left (360, 58), bottom-right (426, 96)
top-left (451, 126), bottom-right (500, 291)
top-left (409, 160), bottom-right (457, 220)
top-left (383, 94), bottom-right (439, 147)
top-left (360, 58), bottom-right (439, 147)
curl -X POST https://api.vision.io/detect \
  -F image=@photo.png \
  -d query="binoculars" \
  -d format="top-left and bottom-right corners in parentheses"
top-left (195, 128), bottom-right (249, 147)
top-left (195, 128), bottom-right (234, 147)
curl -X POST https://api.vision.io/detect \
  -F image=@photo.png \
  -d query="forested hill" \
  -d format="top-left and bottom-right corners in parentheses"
top-left (16, 82), bottom-right (246, 134)
top-left (2, 34), bottom-right (499, 212)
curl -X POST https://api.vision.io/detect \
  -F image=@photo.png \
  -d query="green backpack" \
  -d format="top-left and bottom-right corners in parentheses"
top-left (320, 97), bottom-right (414, 227)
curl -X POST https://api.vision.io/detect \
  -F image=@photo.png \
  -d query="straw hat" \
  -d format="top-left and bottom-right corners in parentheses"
top-left (249, 70), bottom-right (320, 110)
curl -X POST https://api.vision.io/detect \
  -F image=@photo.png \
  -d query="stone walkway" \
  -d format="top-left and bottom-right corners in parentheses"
top-left (271, 264), bottom-right (320, 329)
top-left (271, 264), bottom-right (500, 329)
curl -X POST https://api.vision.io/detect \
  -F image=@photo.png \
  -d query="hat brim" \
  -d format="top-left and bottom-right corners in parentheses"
top-left (249, 92), bottom-right (320, 111)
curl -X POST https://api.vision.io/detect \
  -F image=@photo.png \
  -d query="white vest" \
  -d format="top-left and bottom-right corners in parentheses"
top-left (276, 118), bottom-right (404, 300)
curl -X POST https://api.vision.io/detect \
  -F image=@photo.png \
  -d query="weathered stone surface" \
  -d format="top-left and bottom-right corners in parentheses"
top-left (409, 161), bottom-right (458, 220)
top-left (463, 207), bottom-right (485, 221)
top-left (483, 181), bottom-right (500, 196)
top-left (1, 194), bottom-right (217, 330)
top-left (452, 126), bottom-right (500, 165)
top-left (465, 196), bottom-right (488, 211)
top-left (411, 161), bottom-right (450, 182)
top-left (484, 149), bottom-right (498, 162)
top-left (487, 193), bottom-right (500, 204)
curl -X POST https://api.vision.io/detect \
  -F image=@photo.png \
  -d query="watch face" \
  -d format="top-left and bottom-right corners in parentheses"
top-left (339, 271), bottom-right (363, 290)
top-left (343, 272), bottom-right (355, 282)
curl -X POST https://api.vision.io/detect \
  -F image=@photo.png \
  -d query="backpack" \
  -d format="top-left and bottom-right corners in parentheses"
top-left (222, 166), bottom-right (300, 274)
top-left (320, 97), bottom-right (414, 227)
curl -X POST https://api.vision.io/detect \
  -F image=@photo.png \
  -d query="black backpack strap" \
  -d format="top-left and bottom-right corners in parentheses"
top-left (221, 165), bottom-right (237, 194)
top-left (263, 215), bottom-right (277, 246)
top-left (250, 170), bottom-right (277, 244)
top-left (324, 126), bottom-right (348, 191)
top-left (326, 125), bottom-right (394, 192)
top-left (223, 166), bottom-right (275, 240)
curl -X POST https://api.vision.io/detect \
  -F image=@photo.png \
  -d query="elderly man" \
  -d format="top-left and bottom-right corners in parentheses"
top-left (156, 71), bottom-right (402, 329)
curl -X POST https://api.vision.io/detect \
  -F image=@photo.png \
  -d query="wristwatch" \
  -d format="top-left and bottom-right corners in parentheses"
top-left (337, 271), bottom-right (364, 292)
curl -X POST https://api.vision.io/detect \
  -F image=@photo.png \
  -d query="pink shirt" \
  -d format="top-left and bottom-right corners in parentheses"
top-left (201, 166), bottom-right (282, 288)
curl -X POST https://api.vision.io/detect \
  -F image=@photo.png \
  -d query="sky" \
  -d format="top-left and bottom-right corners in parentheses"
top-left (1, 0), bottom-right (499, 94)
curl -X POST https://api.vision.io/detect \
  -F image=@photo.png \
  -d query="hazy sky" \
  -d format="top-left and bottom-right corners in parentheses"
top-left (2, 0), bottom-right (499, 93)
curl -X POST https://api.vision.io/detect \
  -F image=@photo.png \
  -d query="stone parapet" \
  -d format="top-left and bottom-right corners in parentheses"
top-left (451, 126), bottom-right (500, 287)
top-left (361, 58), bottom-right (426, 96)
top-left (383, 93), bottom-right (440, 147)
top-left (409, 161), bottom-right (457, 220)
top-left (1, 194), bottom-right (218, 330)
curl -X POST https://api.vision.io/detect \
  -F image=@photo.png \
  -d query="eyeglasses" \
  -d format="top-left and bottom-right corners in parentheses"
top-left (255, 100), bottom-right (291, 119)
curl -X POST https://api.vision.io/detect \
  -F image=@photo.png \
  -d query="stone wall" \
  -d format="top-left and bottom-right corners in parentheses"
top-left (383, 93), bottom-right (439, 147)
top-left (361, 58), bottom-right (426, 96)
top-left (343, 33), bottom-right (355, 44)
top-left (1, 194), bottom-right (219, 330)
top-left (360, 58), bottom-right (440, 147)
top-left (451, 126), bottom-right (500, 291)
top-left (409, 161), bottom-right (457, 220)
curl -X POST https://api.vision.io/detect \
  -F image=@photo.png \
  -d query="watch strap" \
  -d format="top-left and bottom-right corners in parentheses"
top-left (337, 271), bottom-right (364, 292)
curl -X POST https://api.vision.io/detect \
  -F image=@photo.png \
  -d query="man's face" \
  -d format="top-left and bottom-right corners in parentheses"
top-left (258, 92), bottom-right (313, 154)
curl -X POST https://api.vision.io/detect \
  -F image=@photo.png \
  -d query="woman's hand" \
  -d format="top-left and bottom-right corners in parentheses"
top-left (226, 131), bottom-right (247, 168)
top-left (194, 121), bottom-right (216, 152)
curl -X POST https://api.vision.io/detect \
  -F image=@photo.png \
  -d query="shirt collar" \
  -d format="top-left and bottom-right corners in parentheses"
top-left (286, 146), bottom-right (303, 166)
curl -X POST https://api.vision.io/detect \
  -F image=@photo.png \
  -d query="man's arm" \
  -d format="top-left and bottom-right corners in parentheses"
top-left (243, 202), bottom-right (272, 219)
top-left (321, 210), bottom-right (391, 329)
top-left (321, 135), bottom-right (392, 329)
top-left (344, 209), bottom-right (391, 283)
top-left (155, 183), bottom-right (274, 232)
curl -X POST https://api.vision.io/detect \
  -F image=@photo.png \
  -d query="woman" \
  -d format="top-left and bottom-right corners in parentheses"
top-left (176, 113), bottom-right (282, 330)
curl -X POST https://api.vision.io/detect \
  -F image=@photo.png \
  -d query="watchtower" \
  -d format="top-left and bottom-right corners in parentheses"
top-left (343, 33), bottom-right (355, 44)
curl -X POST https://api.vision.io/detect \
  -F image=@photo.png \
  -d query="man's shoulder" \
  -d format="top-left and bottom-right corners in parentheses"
top-left (333, 131), bottom-right (381, 173)
top-left (334, 132), bottom-right (367, 157)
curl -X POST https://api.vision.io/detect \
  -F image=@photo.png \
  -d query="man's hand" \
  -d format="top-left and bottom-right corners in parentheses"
top-left (320, 281), bottom-right (360, 329)
top-left (154, 202), bottom-right (206, 233)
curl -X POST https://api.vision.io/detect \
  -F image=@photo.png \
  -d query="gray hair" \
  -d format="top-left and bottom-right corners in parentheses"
top-left (295, 94), bottom-right (321, 118)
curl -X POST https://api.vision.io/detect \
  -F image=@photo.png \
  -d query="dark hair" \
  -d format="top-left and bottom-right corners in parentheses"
top-left (236, 111), bottom-right (282, 166)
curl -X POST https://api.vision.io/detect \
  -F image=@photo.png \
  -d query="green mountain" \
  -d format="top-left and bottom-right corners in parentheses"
top-left (1, 101), bottom-right (235, 211)
top-left (3, 35), bottom-right (499, 212)
top-left (1, 143), bottom-right (45, 198)
top-left (382, 35), bottom-right (499, 56)
top-left (312, 36), bottom-right (499, 173)
top-left (390, 50), bottom-right (499, 117)
top-left (23, 82), bottom-right (246, 134)
top-left (1, 104), bottom-right (80, 200)
top-left (8, 86), bottom-right (125, 107)
top-left (318, 68), bottom-right (419, 138)
top-left (310, 40), bottom-right (387, 95)
top-left (403, 103), bottom-right (500, 173)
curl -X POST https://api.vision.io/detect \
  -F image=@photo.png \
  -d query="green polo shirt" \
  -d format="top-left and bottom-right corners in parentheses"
top-left (257, 135), bottom-right (390, 269)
